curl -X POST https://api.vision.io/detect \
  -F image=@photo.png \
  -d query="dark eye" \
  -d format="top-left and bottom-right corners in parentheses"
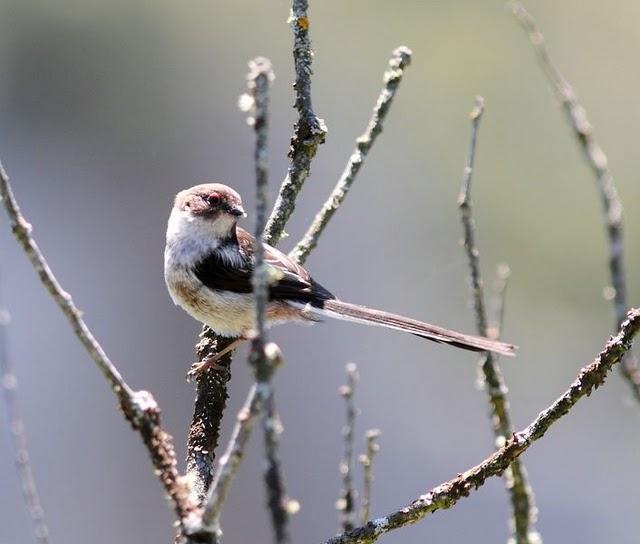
top-left (207, 194), bottom-right (221, 206)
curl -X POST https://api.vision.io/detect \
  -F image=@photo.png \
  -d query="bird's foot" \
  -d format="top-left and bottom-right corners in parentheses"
top-left (186, 337), bottom-right (243, 382)
top-left (186, 356), bottom-right (230, 381)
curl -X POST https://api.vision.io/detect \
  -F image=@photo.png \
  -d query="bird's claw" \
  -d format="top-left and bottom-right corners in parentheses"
top-left (186, 357), bottom-right (230, 382)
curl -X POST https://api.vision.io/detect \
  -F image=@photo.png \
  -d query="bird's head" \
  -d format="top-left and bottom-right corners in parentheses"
top-left (172, 183), bottom-right (246, 239)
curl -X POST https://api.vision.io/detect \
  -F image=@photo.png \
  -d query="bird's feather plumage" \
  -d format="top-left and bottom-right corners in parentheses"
top-left (192, 227), bottom-right (334, 304)
top-left (186, 227), bottom-right (516, 357)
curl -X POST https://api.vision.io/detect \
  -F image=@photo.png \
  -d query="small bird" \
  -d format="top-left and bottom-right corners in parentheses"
top-left (164, 183), bottom-right (516, 372)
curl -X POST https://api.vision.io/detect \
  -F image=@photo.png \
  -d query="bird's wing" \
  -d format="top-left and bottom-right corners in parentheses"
top-left (192, 227), bottom-right (334, 304)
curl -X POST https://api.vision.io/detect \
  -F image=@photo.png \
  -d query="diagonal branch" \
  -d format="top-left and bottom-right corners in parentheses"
top-left (264, 0), bottom-right (327, 245)
top-left (0, 165), bottom-right (198, 527)
top-left (290, 46), bottom-right (412, 264)
top-left (458, 97), bottom-right (538, 544)
top-left (510, 0), bottom-right (640, 402)
top-left (492, 266), bottom-right (538, 544)
top-left (0, 299), bottom-right (51, 544)
top-left (324, 308), bottom-right (640, 544)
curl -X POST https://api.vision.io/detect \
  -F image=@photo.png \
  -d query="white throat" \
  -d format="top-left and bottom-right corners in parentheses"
top-left (165, 207), bottom-right (236, 266)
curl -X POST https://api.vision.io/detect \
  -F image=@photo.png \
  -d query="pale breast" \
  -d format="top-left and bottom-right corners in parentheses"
top-left (165, 264), bottom-right (255, 337)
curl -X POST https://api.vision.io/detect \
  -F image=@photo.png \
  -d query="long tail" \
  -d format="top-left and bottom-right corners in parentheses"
top-left (316, 299), bottom-right (517, 357)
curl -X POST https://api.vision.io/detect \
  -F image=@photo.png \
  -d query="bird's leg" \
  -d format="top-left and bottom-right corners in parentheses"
top-left (187, 336), bottom-right (245, 381)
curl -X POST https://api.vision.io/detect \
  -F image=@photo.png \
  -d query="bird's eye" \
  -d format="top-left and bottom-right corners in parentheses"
top-left (207, 194), bottom-right (221, 206)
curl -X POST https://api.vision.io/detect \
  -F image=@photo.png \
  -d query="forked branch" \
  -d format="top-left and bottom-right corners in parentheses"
top-left (458, 98), bottom-right (538, 543)
top-left (290, 46), bottom-right (412, 264)
top-left (324, 308), bottom-right (640, 544)
top-left (265, 0), bottom-right (327, 244)
top-left (510, 0), bottom-right (640, 401)
top-left (0, 166), bottom-right (198, 528)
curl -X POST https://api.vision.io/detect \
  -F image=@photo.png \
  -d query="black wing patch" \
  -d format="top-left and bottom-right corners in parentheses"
top-left (193, 248), bottom-right (253, 294)
top-left (192, 229), bottom-right (334, 306)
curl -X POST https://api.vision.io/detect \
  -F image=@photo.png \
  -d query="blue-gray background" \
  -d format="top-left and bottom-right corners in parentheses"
top-left (1, 1), bottom-right (639, 543)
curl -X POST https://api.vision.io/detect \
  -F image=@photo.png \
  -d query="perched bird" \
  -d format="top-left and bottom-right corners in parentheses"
top-left (164, 183), bottom-right (516, 371)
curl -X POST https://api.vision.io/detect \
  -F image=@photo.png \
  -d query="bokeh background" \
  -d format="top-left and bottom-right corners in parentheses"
top-left (1, 1), bottom-right (639, 543)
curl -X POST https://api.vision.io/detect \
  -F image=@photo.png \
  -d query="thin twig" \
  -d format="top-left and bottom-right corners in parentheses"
top-left (0, 303), bottom-right (51, 544)
top-left (247, 56), bottom-right (274, 371)
top-left (198, 382), bottom-right (261, 540)
top-left (262, 389), bottom-right (293, 544)
top-left (264, 0), bottom-right (327, 244)
top-left (196, 344), bottom-right (283, 540)
top-left (194, 57), bottom-right (286, 542)
top-left (490, 266), bottom-right (540, 544)
top-left (510, 0), bottom-right (640, 401)
top-left (184, 57), bottom-right (280, 520)
top-left (337, 363), bottom-right (359, 532)
top-left (185, 0), bottom-right (326, 505)
top-left (457, 98), bottom-right (538, 544)
top-left (0, 164), bottom-right (198, 528)
top-left (488, 264), bottom-right (512, 341)
top-left (458, 97), bottom-right (489, 335)
top-left (358, 429), bottom-right (381, 525)
top-left (184, 0), bottom-right (323, 506)
top-left (247, 57), bottom-right (292, 544)
top-left (324, 308), bottom-right (640, 544)
top-left (0, 168), bottom-right (131, 400)
top-left (290, 46), bottom-right (412, 264)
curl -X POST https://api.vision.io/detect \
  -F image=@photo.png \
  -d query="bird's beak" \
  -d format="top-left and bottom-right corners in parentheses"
top-left (228, 204), bottom-right (246, 217)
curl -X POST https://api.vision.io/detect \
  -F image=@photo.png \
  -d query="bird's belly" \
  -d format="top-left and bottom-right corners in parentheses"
top-left (166, 267), bottom-right (254, 337)
top-left (165, 265), bottom-right (320, 337)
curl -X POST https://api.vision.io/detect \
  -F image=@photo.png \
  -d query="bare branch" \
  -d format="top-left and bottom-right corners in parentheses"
top-left (186, 0), bottom-right (321, 506)
top-left (0, 164), bottom-right (198, 527)
top-left (457, 98), bottom-right (538, 544)
top-left (0, 167), bottom-right (131, 399)
top-left (458, 97), bottom-right (488, 333)
top-left (194, 57), bottom-right (286, 542)
top-left (245, 57), bottom-right (292, 544)
top-left (510, 0), bottom-right (640, 401)
top-left (262, 388), bottom-right (292, 544)
top-left (186, 331), bottom-right (235, 504)
top-left (197, 345), bottom-right (283, 538)
top-left (489, 265), bottom-right (540, 544)
top-left (184, 52), bottom-right (279, 510)
top-left (290, 46), bottom-right (412, 264)
top-left (247, 56), bottom-right (274, 369)
top-left (337, 363), bottom-right (359, 532)
top-left (264, 0), bottom-right (327, 244)
top-left (0, 305), bottom-right (51, 544)
top-left (488, 264), bottom-right (511, 341)
top-left (358, 429), bottom-right (381, 525)
top-left (199, 382), bottom-right (260, 539)
top-left (324, 308), bottom-right (640, 544)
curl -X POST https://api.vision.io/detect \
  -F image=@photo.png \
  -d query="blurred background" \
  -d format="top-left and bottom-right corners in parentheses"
top-left (1, 1), bottom-right (639, 543)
